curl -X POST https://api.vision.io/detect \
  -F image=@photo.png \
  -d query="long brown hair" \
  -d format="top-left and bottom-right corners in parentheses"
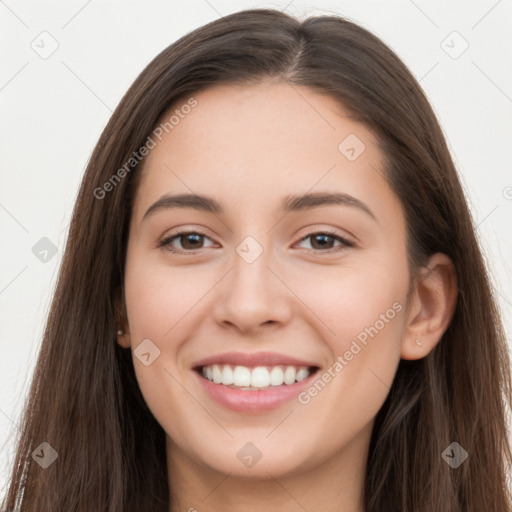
top-left (2, 8), bottom-right (511, 511)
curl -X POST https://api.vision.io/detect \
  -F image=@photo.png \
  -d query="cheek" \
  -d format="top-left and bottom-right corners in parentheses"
top-left (287, 253), bottom-right (408, 408)
top-left (124, 250), bottom-right (203, 341)
top-left (288, 254), bottom-right (408, 348)
top-left (123, 251), bottom-right (205, 442)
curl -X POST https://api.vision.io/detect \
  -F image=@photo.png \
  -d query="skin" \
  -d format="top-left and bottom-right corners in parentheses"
top-left (116, 80), bottom-right (458, 512)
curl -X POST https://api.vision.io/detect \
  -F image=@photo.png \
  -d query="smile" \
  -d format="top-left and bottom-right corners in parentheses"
top-left (191, 351), bottom-right (321, 412)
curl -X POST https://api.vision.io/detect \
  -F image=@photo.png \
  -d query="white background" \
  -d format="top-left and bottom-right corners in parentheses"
top-left (1, 0), bottom-right (511, 496)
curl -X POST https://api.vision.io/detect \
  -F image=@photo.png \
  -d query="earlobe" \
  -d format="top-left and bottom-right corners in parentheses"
top-left (116, 329), bottom-right (131, 348)
top-left (401, 253), bottom-right (458, 360)
top-left (114, 291), bottom-right (131, 348)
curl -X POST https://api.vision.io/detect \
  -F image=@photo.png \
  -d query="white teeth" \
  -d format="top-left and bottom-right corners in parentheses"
top-left (283, 366), bottom-right (296, 385)
top-left (200, 364), bottom-right (313, 388)
top-left (296, 368), bottom-right (310, 382)
top-left (251, 367), bottom-right (270, 388)
top-left (212, 364), bottom-right (222, 384)
top-left (269, 366), bottom-right (284, 386)
top-left (233, 365), bottom-right (251, 387)
top-left (221, 364), bottom-right (234, 385)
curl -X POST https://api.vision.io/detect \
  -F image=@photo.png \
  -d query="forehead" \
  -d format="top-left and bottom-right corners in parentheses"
top-left (132, 81), bottom-right (403, 228)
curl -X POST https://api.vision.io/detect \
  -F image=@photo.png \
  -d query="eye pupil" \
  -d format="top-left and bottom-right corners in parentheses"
top-left (311, 234), bottom-right (334, 249)
top-left (182, 233), bottom-right (203, 249)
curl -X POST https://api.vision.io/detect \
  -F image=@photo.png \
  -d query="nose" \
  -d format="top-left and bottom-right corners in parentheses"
top-left (212, 242), bottom-right (292, 334)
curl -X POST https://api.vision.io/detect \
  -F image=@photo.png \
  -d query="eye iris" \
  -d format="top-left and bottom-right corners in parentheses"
top-left (311, 234), bottom-right (334, 250)
top-left (181, 233), bottom-right (203, 250)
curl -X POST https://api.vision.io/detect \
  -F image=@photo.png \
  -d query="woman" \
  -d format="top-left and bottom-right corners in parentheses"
top-left (2, 7), bottom-right (511, 512)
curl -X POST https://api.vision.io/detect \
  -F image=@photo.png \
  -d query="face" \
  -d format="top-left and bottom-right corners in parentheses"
top-left (120, 81), bottom-right (411, 479)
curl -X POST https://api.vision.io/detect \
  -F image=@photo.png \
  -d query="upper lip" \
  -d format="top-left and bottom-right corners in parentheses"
top-left (192, 351), bottom-right (320, 369)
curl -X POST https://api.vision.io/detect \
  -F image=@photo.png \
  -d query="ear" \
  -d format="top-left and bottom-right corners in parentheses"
top-left (114, 289), bottom-right (131, 349)
top-left (401, 253), bottom-right (458, 360)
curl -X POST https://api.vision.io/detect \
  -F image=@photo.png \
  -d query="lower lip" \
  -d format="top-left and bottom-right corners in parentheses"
top-left (194, 369), bottom-right (318, 412)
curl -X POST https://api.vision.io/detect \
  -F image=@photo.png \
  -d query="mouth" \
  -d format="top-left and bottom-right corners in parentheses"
top-left (191, 356), bottom-right (321, 412)
top-left (194, 363), bottom-right (320, 390)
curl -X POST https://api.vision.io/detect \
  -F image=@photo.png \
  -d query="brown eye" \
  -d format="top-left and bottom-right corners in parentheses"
top-left (296, 231), bottom-right (353, 253)
top-left (159, 231), bottom-right (215, 253)
top-left (309, 233), bottom-right (336, 250)
top-left (178, 233), bottom-right (205, 250)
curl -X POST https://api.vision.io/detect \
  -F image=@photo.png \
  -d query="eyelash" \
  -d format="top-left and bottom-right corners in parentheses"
top-left (158, 229), bottom-right (354, 255)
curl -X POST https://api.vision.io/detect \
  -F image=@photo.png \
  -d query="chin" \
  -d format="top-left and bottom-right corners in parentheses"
top-left (184, 437), bottom-right (314, 480)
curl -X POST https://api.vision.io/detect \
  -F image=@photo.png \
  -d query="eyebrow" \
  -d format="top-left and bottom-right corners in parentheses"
top-left (142, 191), bottom-right (377, 222)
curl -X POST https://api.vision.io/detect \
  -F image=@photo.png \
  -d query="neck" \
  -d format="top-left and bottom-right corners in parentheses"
top-left (166, 423), bottom-right (371, 512)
